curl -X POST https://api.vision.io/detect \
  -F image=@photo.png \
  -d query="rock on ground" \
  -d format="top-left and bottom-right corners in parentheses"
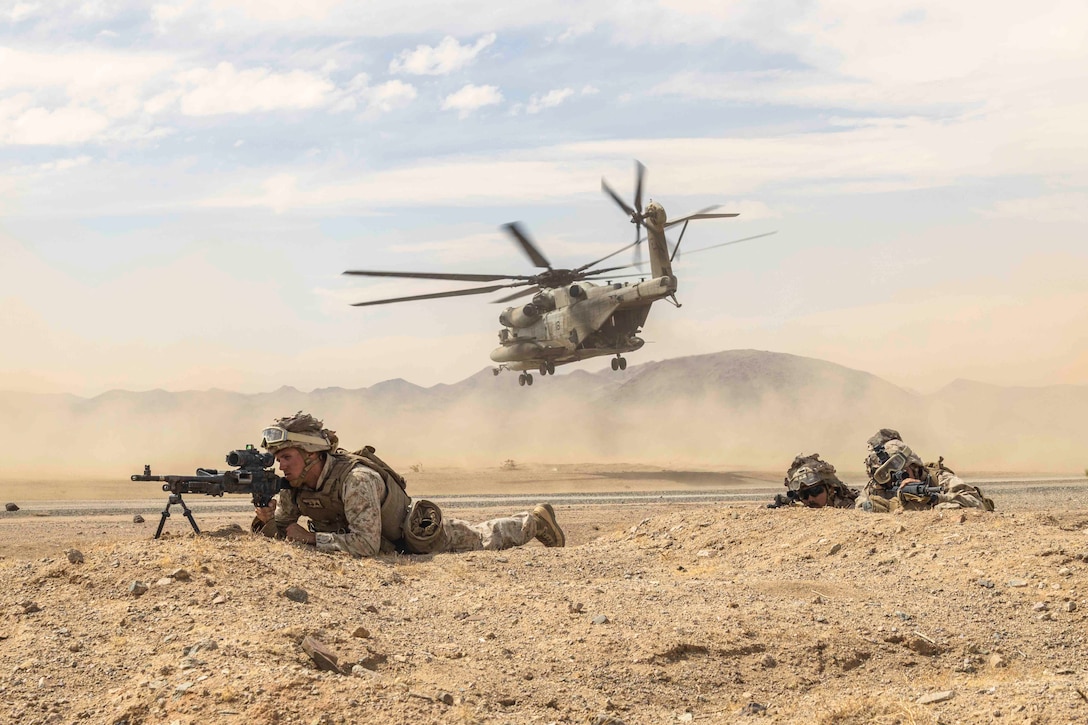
top-left (0, 504), bottom-right (1087, 724)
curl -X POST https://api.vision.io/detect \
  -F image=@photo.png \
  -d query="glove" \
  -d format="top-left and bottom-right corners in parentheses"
top-left (898, 483), bottom-right (937, 499)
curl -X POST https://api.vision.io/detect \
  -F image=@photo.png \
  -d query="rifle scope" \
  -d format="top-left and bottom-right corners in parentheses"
top-left (226, 447), bottom-right (274, 468)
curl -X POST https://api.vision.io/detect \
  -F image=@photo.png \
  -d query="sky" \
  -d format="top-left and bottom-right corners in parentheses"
top-left (1, 0), bottom-right (1086, 397)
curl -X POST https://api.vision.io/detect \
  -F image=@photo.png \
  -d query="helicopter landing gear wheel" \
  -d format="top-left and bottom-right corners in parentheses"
top-left (526, 373), bottom-right (533, 386)
top-left (618, 357), bottom-right (627, 370)
top-left (518, 374), bottom-right (526, 386)
top-left (539, 363), bottom-right (548, 376)
top-left (611, 357), bottom-right (619, 371)
top-left (546, 361), bottom-right (555, 375)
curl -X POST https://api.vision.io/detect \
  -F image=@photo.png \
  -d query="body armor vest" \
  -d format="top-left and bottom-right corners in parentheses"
top-left (293, 452), bottom-right (411, 547)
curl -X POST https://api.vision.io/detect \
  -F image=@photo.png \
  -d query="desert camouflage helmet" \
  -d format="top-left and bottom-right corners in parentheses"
top-left (787, 465), bottom-right (823, 492)
top-left (784, 453), bottom-right (837, 492)
top-left (260, 411), bottom-right (339, 453)
top-left (864, 432), bottom-right (924, 485)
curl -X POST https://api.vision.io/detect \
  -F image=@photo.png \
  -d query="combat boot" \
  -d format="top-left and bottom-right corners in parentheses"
top-left (531, 503), bottom-right (565, 547)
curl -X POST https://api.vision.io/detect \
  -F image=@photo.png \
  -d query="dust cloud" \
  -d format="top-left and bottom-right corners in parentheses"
top-left (1, 350), bottom-right (1084, 487)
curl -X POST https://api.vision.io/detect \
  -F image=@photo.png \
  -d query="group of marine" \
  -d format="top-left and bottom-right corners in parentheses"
top-left (250, 413), bottom-right (994, 560)
top-left (770, 427), bottom-right (995, 513)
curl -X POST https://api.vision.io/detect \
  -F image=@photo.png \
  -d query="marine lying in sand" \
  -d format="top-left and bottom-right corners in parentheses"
top-left (857, 428), bottom-right (995, 513)
top-left (251, 412), bottom-right (564, 557)
top-left (768, 454), bottom-right (860, 509)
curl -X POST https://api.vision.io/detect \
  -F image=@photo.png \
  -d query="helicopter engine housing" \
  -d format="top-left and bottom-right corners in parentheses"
top-left (499, 303), bottom-right (541, 329)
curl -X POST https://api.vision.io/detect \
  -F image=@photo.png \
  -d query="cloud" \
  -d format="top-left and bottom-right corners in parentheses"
top-left (362, 80), bottom-right (417, 114)
top-left (191, 105), bottom-right (1088, 214)
top-left (441, 83), bottom-right (502, 118)
top-left (7, 3), bottom-right (39, 23)
top-left (198, 159), bottom-right (581, 213)
top-left (0, 45), bottom-right (173, 97)
top-left (174, 62), bottom-right (335, 116)
top-left (981, 193), bottom-right (1088, 223)
top-left (387, 230), bottom-right (513, 264)
top-left (0, 46), bottom-right (176, 137)
top-left (549, 22), bottom-right (595, 44)
top-left (526, 88), bottom-right (574, 114)
top-left (655, 267), bottom-right (1088, 393)
top-left (36, 155), bottom-right (93, 171)
top-left (0, 95), bottom-right (111, 145)
top-left (389, 33), bottom-right (496, 76)
top-left (645, 2), bottom-right (1088, 126)
top-left (153, 0), bottom-right (343, 28)
top-left (328, 74), bottom-right (417, 116)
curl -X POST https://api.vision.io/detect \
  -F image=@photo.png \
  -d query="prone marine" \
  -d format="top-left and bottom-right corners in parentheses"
top-left (857, 428), bottom-right (995, 513)
top-left (252, 412), bottom-right (564, 556)
top-left (768, 453), bottom-right (859, 509)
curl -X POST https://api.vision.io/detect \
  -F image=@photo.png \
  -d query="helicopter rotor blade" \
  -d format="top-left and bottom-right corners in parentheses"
top-left (351, 283), bottom-right (520, 307)
top-left (582, 271), bottom-right (650, 280)
top-left (572, 237), bottom-right (643, 274)
top-left (633, 160), bottom-right (645, 215)
top-left (585, 231), bottom-right (778, 277)
top-left (343, 269), bottom-right (528, 283)
top-left (492, 286), bottom-right (541, 304)
top-left (677, 231), bottom-right (778, 257)
top-left (601, 178), bottom-right (636, 218)
top-left (663, 211), bottom-right (739, 229)
top-left (502, 222), bottom-right (552, 270)
top-left (578, 264), bottom-right (630, 279)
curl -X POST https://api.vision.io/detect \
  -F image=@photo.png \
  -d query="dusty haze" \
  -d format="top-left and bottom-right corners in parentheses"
top-left (2, 350), bottom-right (1084, 484)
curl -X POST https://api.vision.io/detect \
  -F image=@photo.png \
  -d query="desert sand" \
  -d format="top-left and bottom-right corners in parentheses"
top-left (1, 467), bottom-right (1087, 724)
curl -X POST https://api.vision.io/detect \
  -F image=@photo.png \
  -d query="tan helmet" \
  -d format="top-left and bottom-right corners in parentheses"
top-left (864, 431), bottom-right (924, 486)
top-left (785, 454), bottom-right (837, 490)
top-left (260, 411), bottom-right (339, 454)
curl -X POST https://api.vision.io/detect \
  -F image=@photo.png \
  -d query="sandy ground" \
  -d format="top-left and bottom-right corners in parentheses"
top-left (1, 468), bottom-right (1088, 724)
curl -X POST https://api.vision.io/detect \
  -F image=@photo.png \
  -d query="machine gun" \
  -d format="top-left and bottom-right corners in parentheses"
top-left (766, 491), bottom-right (799, 509)
top-left (132, 445), bottom-right (288, 538)
top-left (892, 482), bottom-right (942, 503)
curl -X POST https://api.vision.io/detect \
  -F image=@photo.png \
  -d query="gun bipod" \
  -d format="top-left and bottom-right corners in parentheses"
top-left (155, 492), bottom-right (201, 539)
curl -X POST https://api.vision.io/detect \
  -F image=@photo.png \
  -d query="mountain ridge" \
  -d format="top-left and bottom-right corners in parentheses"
top-left (6, 349), bottom-right (1082, 400)
top-left (1, 349), bottom-right (1083, 477)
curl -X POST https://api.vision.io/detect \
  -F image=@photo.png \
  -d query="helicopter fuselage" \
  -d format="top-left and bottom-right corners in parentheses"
top-left (490, 272), bottom-right (676, 371)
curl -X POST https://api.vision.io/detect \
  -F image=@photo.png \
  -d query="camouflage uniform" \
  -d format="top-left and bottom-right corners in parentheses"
top-left (769, 453), bottom-right (859, 509)
top-left (857, 428), bottom-right (995, 513)
top-left (261, 455), bottom-right (548, 556)
top-left (255, 412), bottom-right (563, 557)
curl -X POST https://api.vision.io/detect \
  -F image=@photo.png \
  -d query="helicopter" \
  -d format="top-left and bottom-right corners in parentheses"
top-left (344, 161), bottom-right (773, 386)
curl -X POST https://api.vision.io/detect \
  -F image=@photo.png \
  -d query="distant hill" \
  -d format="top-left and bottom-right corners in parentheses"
top-left (1, 349), bottom-right (1084, 479)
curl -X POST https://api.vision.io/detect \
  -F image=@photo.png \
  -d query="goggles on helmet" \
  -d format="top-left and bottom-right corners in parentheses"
top-left (787, 466), bottom-right (821, 492)
top-left (260, 426), bottom-right (329, 450)
top-left (797, 484), bottom-right (825, 501)
top-left (872, 451), bottom-right (909, 486)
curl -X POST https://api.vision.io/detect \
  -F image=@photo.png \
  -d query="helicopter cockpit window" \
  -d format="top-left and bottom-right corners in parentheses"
top-left (531, 291), bottom-right (556, 311)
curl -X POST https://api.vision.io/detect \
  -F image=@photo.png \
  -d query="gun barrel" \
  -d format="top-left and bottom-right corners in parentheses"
top-left (131, 459), bottom-right (288, 508)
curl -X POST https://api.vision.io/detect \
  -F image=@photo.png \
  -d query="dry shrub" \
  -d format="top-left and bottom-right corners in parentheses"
top-left (817, 696), bottom-right (935, 725)
top-left (215, 685), bottom-right (239, 703)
